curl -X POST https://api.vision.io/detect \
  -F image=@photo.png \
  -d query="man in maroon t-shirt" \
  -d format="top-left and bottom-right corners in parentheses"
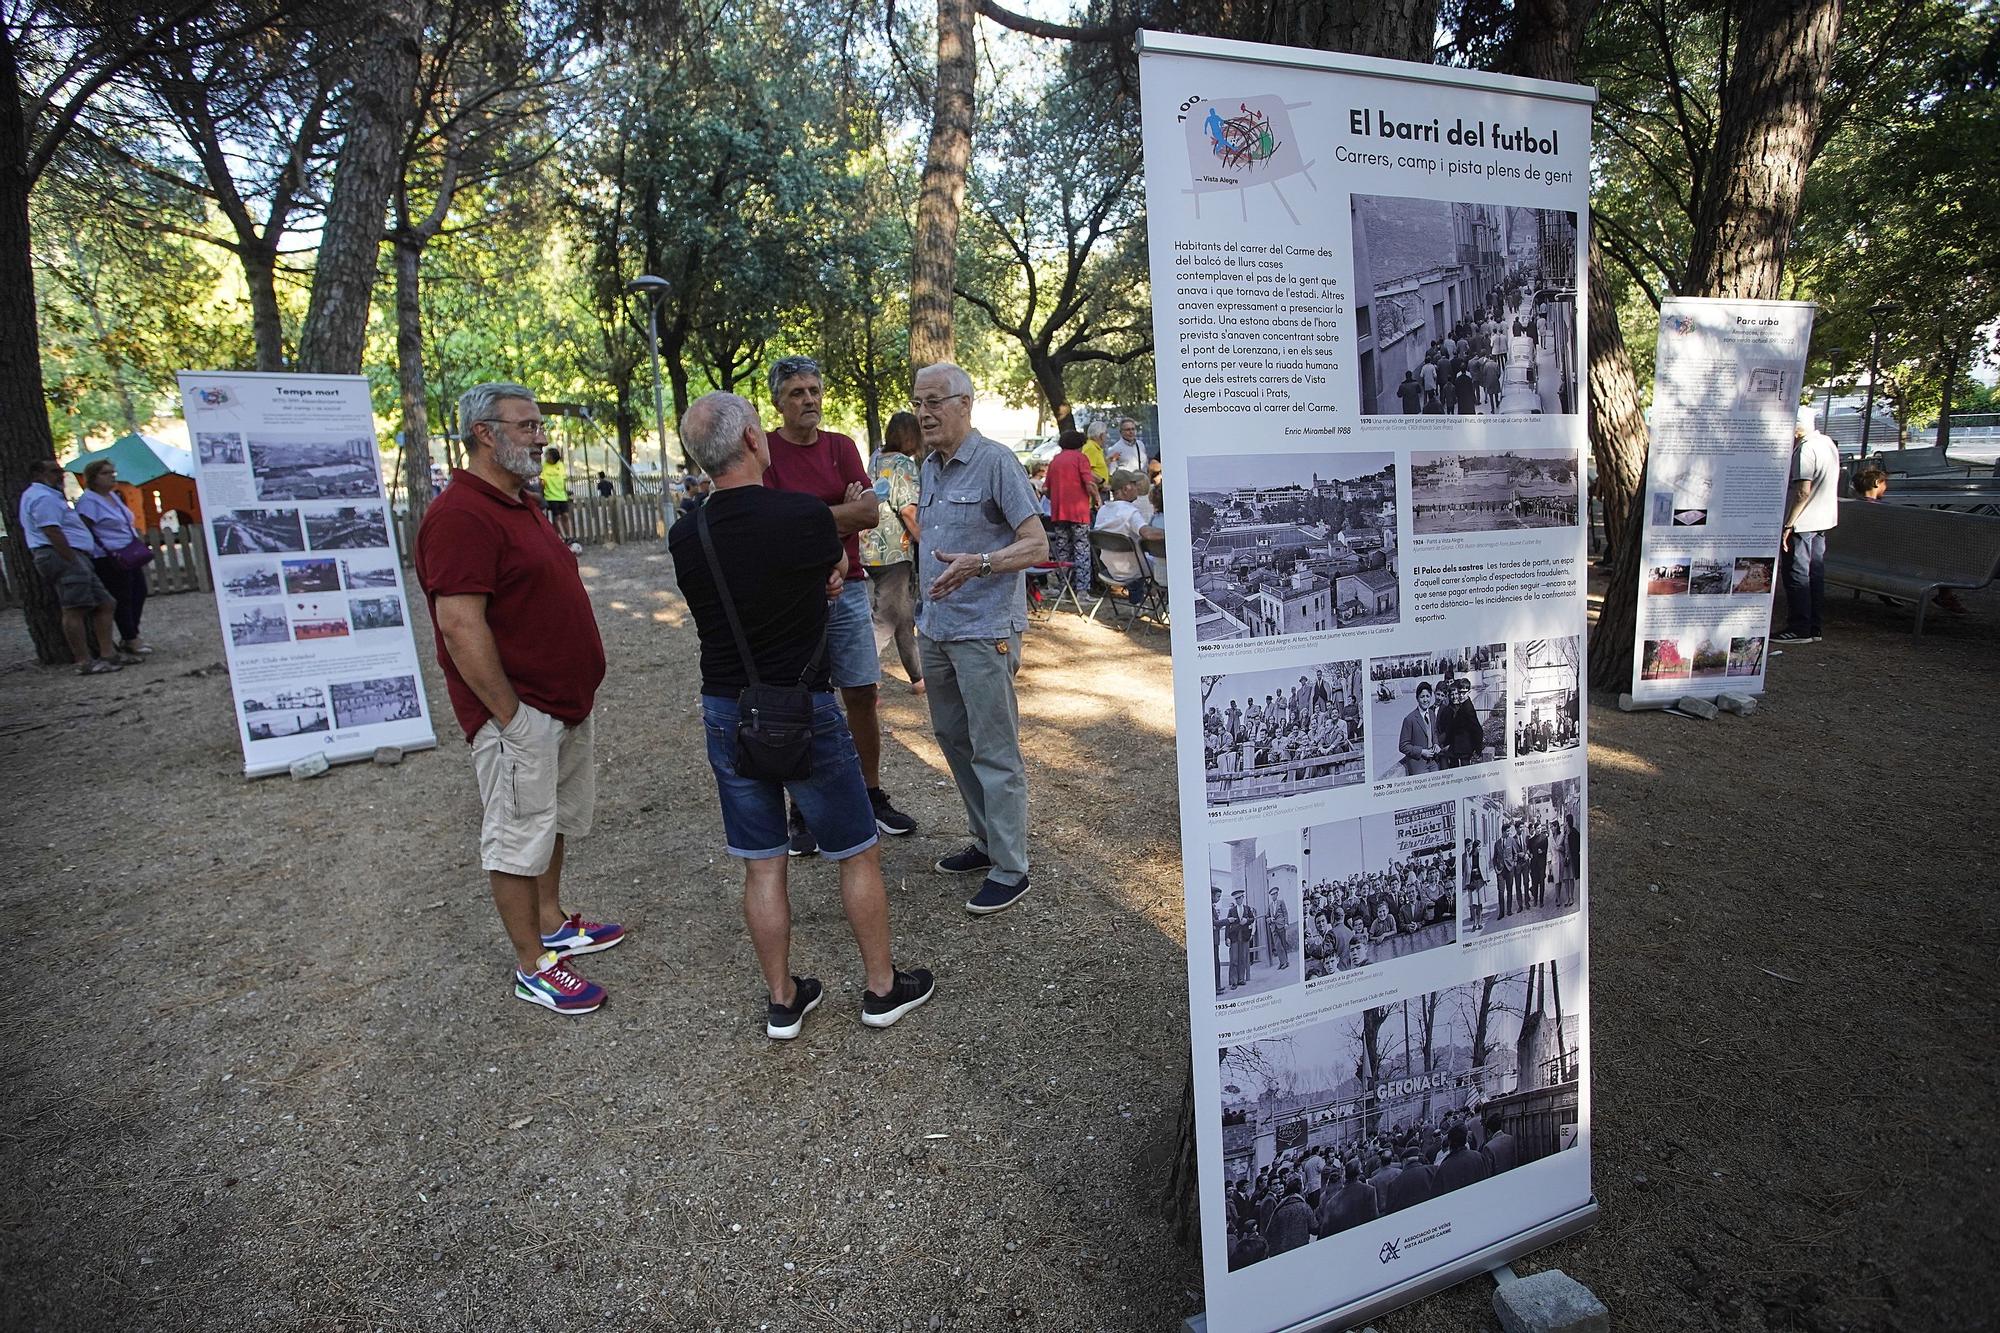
top-left (414, 381), bottom-right (625, 1017)
top-left (761, 355), bottom-right (918, 852)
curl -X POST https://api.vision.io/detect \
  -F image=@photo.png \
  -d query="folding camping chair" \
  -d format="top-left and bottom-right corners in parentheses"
top-left (1029, 514), bottom-right (1087, 618)
top-left (1139, 530), bottom-right (1170, 625)
top-left (1087, 529), bottom-right (1149, 631)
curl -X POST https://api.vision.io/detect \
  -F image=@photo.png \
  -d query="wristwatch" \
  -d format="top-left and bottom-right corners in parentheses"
top-left (977, 553), bottom-right (992, 577)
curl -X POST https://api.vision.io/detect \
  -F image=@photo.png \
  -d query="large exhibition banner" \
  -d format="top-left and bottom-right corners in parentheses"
top-left (177, 371), bottom-right (438, 778)
top-left (1629, 298), bottom-right (1815, 702)
top-left (1138, 32), bottom-right (1598, 1333)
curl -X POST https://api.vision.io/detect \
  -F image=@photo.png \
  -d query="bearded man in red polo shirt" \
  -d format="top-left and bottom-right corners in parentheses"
top-left (415, 382), bottom-right (625, 1015)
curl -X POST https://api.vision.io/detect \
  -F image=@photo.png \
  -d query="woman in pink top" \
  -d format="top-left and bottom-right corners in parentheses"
top-left (1043, 430), bottom-right (1099, 597)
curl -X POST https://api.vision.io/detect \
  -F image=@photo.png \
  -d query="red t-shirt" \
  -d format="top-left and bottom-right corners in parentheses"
top-left (762, 428), bottom-right (868, 579)
top-left (414, 469), bottom-right (607, 741)
top-left (1045, 448), bottom-right (1096, 524)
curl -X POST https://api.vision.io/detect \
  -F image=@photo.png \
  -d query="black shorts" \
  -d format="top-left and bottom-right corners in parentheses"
top-left (545, 500), bottom-right (571, 517)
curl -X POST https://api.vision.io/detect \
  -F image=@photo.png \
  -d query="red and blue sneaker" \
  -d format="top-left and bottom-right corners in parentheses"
top-left (540, 913), bottom-right (627, 958)
top-left (514, 951), bottom-right (606, 1015)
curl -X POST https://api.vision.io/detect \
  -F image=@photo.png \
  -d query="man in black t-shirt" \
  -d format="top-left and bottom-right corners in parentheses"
top-left (668, 391), bottom-right (934, 1040)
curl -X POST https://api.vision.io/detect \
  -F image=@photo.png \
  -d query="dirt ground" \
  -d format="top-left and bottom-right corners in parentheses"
top-left (2, 545), bottom-right (1995, 1333)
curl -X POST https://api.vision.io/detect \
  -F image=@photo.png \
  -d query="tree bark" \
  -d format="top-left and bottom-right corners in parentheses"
top-left (1936, 346), bottom-right (1956, 455)
top-left (1, 29), bottom-right (66, 663)
top-left (1584, 231), bottom-right (1651, 689)
top-left (241, 240), bottom-right (287, 372)
top-left (909, 0), bottom-right (974, 367)
top-left (1681, 0), bottom-right (1845, 301)
top-left (393, 238), bottom-right (433, 529)
top-left (297, 12), bottom-right (419, 374)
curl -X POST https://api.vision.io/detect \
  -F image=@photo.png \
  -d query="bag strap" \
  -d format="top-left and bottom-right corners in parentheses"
top-left (696, 501), bottom-right (829, 690)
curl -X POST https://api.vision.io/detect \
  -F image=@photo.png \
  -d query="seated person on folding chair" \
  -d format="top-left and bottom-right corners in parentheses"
top-left (1091, 470), bottom-right (1151, 618)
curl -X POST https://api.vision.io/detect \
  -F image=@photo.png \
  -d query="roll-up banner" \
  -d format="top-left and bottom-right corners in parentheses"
top-left (1137, 32), bottom-right (1597, 1333)
top-left (177, 372), bottom-right (439, 778)
top-left (1629, 298), bottom-right (1815, 701)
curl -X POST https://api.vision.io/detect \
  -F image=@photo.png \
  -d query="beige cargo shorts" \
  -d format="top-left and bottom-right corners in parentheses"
top-left (469, 703), bottom-right (595, 876)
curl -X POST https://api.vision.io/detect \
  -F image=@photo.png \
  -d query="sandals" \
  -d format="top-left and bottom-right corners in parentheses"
top-left (77, 658), bottom-right (122, 675)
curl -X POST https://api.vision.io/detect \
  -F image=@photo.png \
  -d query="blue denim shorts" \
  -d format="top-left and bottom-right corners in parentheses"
top-left (701, 692), bottom-right (879, 861)
top-left (825, 577), bottom-right (881, 689)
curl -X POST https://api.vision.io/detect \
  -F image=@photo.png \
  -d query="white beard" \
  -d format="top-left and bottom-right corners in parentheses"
top-left (495, 442), bottom-right (540, 478)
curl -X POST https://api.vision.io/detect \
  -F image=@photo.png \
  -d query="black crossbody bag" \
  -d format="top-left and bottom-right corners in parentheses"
top-left (696, 504), bottom-right (826, 782)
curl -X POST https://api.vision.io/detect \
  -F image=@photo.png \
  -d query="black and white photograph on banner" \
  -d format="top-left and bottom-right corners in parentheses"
top-left (281, 557), bottom-right (341, 594)
top-left (1202, 660), bottom-right (1365, 809)
top-left (242, 687), bottom-right (330, 740)
top-left (330, 675), bottom-right (424, 727)
top-left (1460, 778), bottom-right (1581, 934)
top-left (1351, 195), bottom-right (1580, 417)
top-left (1217, 951), bottom-right (1584, 1270)
top-left (1511, 637), bottom-right (1580, 757)
top-left (1646, 560), bottom-right (1690, 596)
top-left (1206, 831), bottom-right (1306, 1002)
top-left (306, 506), bottom-right (391, 551)
top-left (1728, 636), bottom-right (1767, 677)
top-left (1299, 802), bottom-right (1457, 982)
top-left (1731, 556), bottom-right (1775, 595)
top-left (212, 507), bottom-right (305, 555)
top-left (220, 563), bottom-right (280, 599)
top-left (1368, 645), bottom-right (1507, 781)
top-left (1408, 450), bottom-right (1580, 535)
top-left (350, 594), bottom-right (406, 631)
top-left (226, 602), bottom-right (289, 647)
top-left (290, 598), bottom-right (350, 641)
top-left (340, 558), bottom-right (400, 588)
top-left (1672, 506), bottom-right (1708, 527)
top-left (196, 431), bottom-right (245, 466)
top-left (249, 436), bottom-right (382, 500)
top-left (1690, 559), bottom-right (1732, 595)
top-left (1186, 452), bottom-right (1399, 641)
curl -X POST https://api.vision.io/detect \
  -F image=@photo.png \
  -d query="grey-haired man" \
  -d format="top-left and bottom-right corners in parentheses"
top-left (912, 363), bottom-right (1048, 915)
top-left (762, 355), bottom-right (918, 852)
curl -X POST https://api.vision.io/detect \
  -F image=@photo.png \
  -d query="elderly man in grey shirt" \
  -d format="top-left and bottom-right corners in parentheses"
top-left (912, 362), bottom-right (1049, 915)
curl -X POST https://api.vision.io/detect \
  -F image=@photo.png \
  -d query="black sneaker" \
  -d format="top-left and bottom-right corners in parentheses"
top-left (966, 875), bottom-right (1031, 916)
top-left (787, 803), bottom-right (817, 857)
top-left (869, 787), bottom-right (917, 836)
top-left (1771, 629), bottom-right (1820, 643)
top-left (766, 975), bottom-right (823, 1040)
top-left (861, 968), bottom-right (935, 1029)
top-left (935, 845), bottom-right (993, 875)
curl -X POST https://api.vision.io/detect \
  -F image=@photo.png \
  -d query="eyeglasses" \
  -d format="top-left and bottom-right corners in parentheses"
top-left (908, 394), bottom-right (969, 412)
top-left (483, 417), bottom-right (549, 436)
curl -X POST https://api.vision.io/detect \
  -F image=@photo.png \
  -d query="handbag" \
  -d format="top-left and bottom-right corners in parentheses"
top-left (695, 504), bottom-right (826, 782)
top-left (113, 538), bottom-right (155, 571)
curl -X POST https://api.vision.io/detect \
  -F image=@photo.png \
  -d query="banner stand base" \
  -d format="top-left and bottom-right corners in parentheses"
top-left (1178, 1198), bottom-right (1599, 1333)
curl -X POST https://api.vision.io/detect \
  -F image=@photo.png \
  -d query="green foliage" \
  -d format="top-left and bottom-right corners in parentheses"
top-left (955, 60), bottom-right (1153, 415)
top-left (34, 199), bottom-right (254, 449)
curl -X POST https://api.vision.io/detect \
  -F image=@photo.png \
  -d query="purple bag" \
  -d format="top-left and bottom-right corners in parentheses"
top-left (113, 538), bottom-right (155, 571)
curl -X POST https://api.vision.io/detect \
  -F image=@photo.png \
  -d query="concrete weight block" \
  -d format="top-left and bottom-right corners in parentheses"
top-left (1493, 1269), bottom-right (1610, 1333)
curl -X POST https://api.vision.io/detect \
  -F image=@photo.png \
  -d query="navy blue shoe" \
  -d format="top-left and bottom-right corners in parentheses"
top-left (935, 845), bottom-right (993, 875)
top-left (966, 875), bottom-right (1030, 916)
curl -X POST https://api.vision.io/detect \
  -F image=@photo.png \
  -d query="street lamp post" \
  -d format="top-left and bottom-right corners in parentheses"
top-left (623, 274), bottom-right (673, 537)
top-left (1859, 302), bottom-right (1899, 458)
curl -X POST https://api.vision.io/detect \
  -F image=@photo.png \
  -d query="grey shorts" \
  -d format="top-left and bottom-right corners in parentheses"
top-left (469, 705), bottom-right (596, 876)
top-left (33, 547), bottom-right (113, 609)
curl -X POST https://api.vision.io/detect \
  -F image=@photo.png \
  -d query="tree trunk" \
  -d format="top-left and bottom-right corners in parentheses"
top-left (1, 31), bottom-right (67, 663)
top-left (242, 240), bottom-right (287, 372)
top-left (1028, 350), bottom-right (1069, 430)
top-left (910, 0), bottom-right (974, 367)
top-left (297, 12), bottom-right (418, 374)
top-left (1584, 232), bottom-right (1651, 690)
top-left (1681, 0), bottom-right (1844, 300)
top-left (1936, 347), bottom-right (1956, 454)
top-left (393, 238), bottom-right (433, 530)
top-left (614, 377), bottom-right (636, 494)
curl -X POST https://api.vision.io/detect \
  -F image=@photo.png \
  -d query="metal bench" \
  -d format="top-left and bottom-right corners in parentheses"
top-left (1823, 499), bottom-right (2000, 636)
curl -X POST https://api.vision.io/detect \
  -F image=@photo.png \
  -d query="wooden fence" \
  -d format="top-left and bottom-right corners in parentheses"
top-left (2, 492), bottom-right (668, 607)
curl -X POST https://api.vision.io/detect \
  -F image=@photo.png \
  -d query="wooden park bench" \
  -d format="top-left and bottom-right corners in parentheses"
top-left (1824, 499), bottom-right (2000, 636)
